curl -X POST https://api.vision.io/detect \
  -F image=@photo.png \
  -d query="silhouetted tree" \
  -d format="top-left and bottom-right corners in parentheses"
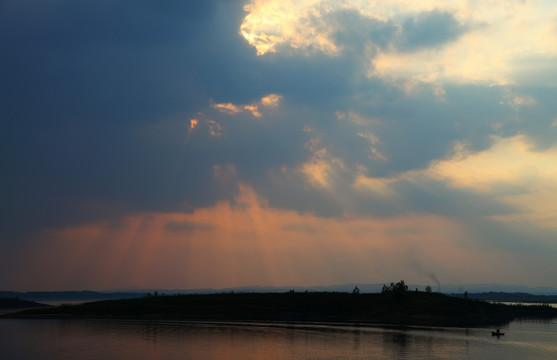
top-left (425, 285), bottom-right (432, 293)
top-left (352, 286), bottom-right (360, 294)
top-left (382, 280), bottom-right (409, 300)
top-left (393, 280), bottom-right (408, 295)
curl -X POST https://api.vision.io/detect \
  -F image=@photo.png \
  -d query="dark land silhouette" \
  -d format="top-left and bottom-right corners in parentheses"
top-left (0, 298), bottom-right (49, 310)
top-left (4, 290), bottom-right (557, 327)
top-left (0, 290), bottom-right (145, 302)
top-left (464, 292), bottom-right (557, 303)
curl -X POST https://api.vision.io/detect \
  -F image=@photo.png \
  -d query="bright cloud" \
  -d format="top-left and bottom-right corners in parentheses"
top-left (260, 93), bottom-right (282, 107)
top-left (212, 102), bottom-right (243, 115)
top-left (187, 93), bottom-right (283, 138)
top-left (298, 133), bottom-right (345, 190)
top-left (428, 136), bottom-right (557, 229)
top-left (355, 135), bottom-right (557, 231)
top-left (242, 0), bottom-right (557, 85)
top-left (211, 94), bottom-right (283, 118)
top-left (241, 0), bottom-right (340, 56)
top-left (429, 136), bottom-right (557, 192)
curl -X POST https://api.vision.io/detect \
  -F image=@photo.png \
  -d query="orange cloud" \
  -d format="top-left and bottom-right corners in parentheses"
top-left (260, 94), bottom-right (282, 107)
top-left (187, 113), bottom-right (225, 137)
top-left (211, 94), bottom-right (282, 119)
top-left (243, 104), bottom-right (262, 118)
top-left (6, 183), bottom-right (550, 291)
top-left (206, 119), bottom-right (224, 137)
top-left (212, 102), bottom-right (243, 115)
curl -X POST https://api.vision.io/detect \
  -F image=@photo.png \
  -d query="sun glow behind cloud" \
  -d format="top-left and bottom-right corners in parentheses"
top-left (352, 135), bottom-right (557, 232)
top-left (429, 136), bottom-right (557, 230)
top-left (241, 0), bottom-right (557, 85)
top-left (7, 183), bottom-right (548, 291)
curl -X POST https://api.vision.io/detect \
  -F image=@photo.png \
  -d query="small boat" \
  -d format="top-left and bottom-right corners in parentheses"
top-left (492, 329), bottom-right (504, 336)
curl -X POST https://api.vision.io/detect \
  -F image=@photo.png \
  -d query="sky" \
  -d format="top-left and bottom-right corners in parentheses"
top-left (1, 0), bottom-right (557, 291)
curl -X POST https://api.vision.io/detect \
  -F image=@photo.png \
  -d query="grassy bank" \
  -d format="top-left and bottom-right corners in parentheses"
top-left (4, 291), bottom-right (557, 327)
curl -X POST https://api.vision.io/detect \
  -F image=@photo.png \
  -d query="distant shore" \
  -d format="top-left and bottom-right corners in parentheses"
top-left (3, 292), bottom-right (557, 327)
top-left (0, 298), bottom-right (50, 315)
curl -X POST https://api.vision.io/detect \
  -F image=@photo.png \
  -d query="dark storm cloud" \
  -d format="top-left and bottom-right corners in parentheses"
top-left (326, 9), bottom-right (398, 51)
top-left (326, 9), bottom-right (467, 54)
top-left (398, 10), bottom-right (467, 51)
top-left (1, 0), bottom-right (555, 245)
top-left (0, 0), bottom-right (252, 239)
top-left (0, 0), bottom-right (249, 123)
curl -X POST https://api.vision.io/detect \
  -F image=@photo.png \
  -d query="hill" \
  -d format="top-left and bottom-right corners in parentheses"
top-left (465, 292), bottom-right (557, 303)
top-left (4, 291), bottom-right (557, 327)
top-left (0, 298), bottom-right (49, 310)
top-left (0, 290), bottom-right (145, 302)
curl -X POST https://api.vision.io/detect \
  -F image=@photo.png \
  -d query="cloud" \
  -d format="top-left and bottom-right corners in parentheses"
top-left (298, 134), bottom-right (345, 190)
top-left (357, 131), bottom-right (387, 161)
top-left (241, 0), bottom-right (557, 87)
top-left (371, 2), bottom-right (557, 86)
top-left (260, 94), bottom-right (282, 107)
top-left (5, 183), bottom-right (554, 291)
top-left (213, 164), bottom-right (238, 182)
top-left (353, 176), bottom-right (397, 199)
top-left (241, 0), bottom-right (341, 56)
top-left (211, 94), bottom-right (283, 118)
top-left (165, 220), bottom-right (214, 232)
top-left (349, 134), bottom-right (557, 238)
top-left (2, 0), bottom-right (557, 291)
top-left (427, 136), bottom-right (557, 230)
top-left (212, 103), bottom-right (244, 115)
top-left (398, 10), bottom-right (466, 51)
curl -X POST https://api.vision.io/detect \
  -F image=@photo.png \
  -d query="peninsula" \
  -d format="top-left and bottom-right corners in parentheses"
top-left (4, 291), bottom-right (557, 327)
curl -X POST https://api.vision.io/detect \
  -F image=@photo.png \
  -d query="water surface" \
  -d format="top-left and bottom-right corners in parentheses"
top-left (1, 318), bottom-right (556, 359)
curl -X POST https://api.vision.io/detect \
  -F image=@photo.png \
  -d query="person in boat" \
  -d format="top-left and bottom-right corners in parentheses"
top-left (492, 329), bottom-right (504, 336)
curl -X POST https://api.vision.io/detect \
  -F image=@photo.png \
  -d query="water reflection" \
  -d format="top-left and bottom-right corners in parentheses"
top-left (1, 319), bottom-right (557, 359)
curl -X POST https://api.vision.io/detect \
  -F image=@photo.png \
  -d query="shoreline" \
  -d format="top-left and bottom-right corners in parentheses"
top-left (3, 292), bottom-right (557, 328)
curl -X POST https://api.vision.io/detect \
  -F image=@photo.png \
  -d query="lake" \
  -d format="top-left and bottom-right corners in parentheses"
top-left (1, 318), bottom-right (557, 359)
